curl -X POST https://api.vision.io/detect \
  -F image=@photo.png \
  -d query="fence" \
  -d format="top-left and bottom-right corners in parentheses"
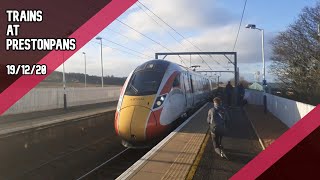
top-left (245, 89), bottom-right (316, 127)
top-left (4, 87), bottom-right (121, 115)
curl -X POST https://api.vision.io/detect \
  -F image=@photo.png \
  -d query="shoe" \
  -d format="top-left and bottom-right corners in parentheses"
top-left (214, 148), bottom-right (221, 155)
top-left (220, 150), bottom-right (228, 160)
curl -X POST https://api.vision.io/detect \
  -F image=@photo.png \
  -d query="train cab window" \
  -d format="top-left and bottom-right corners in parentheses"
top-left (125, 70), bottom-right (164, 96)
top-left (172, 75), bottom-right (180, 88)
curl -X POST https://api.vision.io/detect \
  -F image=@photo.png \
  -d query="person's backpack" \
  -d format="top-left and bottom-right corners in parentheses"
top-left (218, 106), bottom-right (232, 129)
top-left (213, 107), bottom-right (225, 127)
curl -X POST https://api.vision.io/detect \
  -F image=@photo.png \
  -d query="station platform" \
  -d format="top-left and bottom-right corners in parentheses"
top-left (117, 103), bottom-right (289, 180)
top-left (244, 104), bottom-right (289, 148)
top-left (0, 101), bottom-right (117, 136)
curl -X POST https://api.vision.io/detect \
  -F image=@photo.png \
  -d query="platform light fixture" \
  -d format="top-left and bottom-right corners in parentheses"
top-left (82, 52), bottom-right (87, 88)
top-left (246, 23), bottom-right (267, 113)
top-left (96, 37), bottom-right (104, 87)
top-left (245, 24), bottom-right (265, 84)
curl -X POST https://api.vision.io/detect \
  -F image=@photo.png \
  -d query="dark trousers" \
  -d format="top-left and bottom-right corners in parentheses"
top-left (226, 94), bottom-right (232, 106)
top-left (238, 95), bottom-right (244, 106)
top-left (214, 133), bottom-right (222, 146)
top-left (210, 127), bottom-right (224, 149)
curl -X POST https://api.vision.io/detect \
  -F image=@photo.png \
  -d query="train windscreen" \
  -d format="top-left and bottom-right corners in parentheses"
top-left (124, 70), bottom-right (164, 96)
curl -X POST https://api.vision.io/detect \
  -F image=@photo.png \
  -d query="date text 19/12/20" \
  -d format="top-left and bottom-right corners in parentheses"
top-left (6, 64), bottom-right (47, 75)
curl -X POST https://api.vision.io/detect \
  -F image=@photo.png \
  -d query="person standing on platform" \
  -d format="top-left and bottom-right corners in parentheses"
top-left (225, 81), bottom-right (233, 107)
top-left (207, 97), bottom-right (228, 159)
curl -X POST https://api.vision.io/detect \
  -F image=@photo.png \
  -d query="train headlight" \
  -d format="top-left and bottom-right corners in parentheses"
top-left (153, 94), bottom-right (167, 109)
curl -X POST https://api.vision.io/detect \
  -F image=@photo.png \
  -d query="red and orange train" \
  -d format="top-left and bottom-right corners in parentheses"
top-left (114, 60), bottom-right (217, 148)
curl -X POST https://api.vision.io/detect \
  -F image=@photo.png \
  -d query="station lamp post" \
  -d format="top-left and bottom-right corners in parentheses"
top-left (246, 24), bottom-right (267, 113)
top-left (62, 53), bottom-right (67, 110)
top-left (96, 37), bottom-right (104, 87)
top-left (245, 24), bottom-right (266, 85)
top-left (214, 73), bottom-right (220, 87)
top-left (82, 52), bottom-right (87, 88)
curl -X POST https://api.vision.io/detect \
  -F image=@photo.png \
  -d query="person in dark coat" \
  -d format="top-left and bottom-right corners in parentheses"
top-left (207, 97), bottom-right (228, 159)
top-left (225, 81), bottom-right (233, 107)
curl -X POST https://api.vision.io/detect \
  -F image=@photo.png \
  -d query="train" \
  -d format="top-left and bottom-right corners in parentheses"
top-left (114, 59), bottom-right (217, 148)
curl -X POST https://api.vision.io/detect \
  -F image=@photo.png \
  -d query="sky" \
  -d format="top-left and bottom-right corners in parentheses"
top-left (58, 0), bottom-right (319, 83)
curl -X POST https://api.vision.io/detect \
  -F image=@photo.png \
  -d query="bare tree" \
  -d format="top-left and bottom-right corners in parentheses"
top-left (270, 2), bottom-right (320, 104)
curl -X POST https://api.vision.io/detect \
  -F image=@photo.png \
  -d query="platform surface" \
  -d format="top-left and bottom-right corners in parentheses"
top-left (193, 106), bottom-right (261, 180)
top-left (192, 104), bottom-right (289, 179)
top-left (244, 104), bottom-right (289, 147)
top-left (117, 103), bottom-right (210, 180)
top-left (118, 103), bottom-right (289, 180)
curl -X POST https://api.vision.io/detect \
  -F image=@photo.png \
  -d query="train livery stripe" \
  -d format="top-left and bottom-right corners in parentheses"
top-left (119, 71), bottom-right (132, 96)
top-left (160, 71), bottom-right (179, 94)
top-left (144, 71), bottom-right (180, 141)
top-left (114, 111), bottom-right (119, 135)
top-left (146, 108), bottom-right (168, 140)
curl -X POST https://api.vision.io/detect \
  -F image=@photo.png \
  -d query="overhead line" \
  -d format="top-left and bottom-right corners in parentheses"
top-left (106, 27), bottom-right (158, 52)
top-left (137, 0), bottom-right (221, 70)
top-left (136, 3), bottom-right (186, 49)
top-left (90, 41), bottom-right (148, 59)
top-left (137, 1), bottom-right (198, 50)
top-left (116, 18), bottom-right (191, 67)
top-left (232, 0), bottom-right (248, 51)
top-left (135, 3), bottom-right (188, 66)
top-left (116, 19), bottom-right (173, 52)
top-left (99, 36), bottom-right (153, 59)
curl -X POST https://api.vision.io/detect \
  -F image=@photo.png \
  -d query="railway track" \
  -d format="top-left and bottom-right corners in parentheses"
top-left (10, 136), bottom-right (119, 180)
top-left (0, 110), bottom-right (133, 180)
top-left (0, 102), bottom-right (205, 180)
top-left (76, 148), bottom-right (130, 180)
top-left (1, 110), bottom-right (154, 180)
top-left (75, 147), bottom-right (151, 180)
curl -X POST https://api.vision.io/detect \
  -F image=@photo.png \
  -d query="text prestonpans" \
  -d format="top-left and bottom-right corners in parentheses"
top-left (6, 38), bottom-right (76, 51)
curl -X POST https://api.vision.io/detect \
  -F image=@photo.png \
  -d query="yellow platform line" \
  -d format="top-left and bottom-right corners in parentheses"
top-left (186, 128), bottom-right (210, 180)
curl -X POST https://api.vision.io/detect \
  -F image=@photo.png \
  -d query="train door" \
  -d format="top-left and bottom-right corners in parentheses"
top-left (189, 74), bottom-right (195, 107)
top-left (180, 73), bottom-right (187, 109)
top-left (184, 73), bottom-right (192, 109)
top-left (168, 73), bottom-right (185, 120)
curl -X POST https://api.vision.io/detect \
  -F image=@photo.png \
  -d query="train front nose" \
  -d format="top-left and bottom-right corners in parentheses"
top-left (117, 105), bottom-right (152, 142)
